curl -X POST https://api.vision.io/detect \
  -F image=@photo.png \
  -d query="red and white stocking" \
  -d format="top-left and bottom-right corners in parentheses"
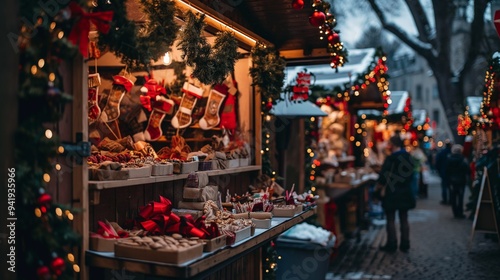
top-left (171, 82), bottom-right (203, 129)
top-left (220, 75), bottom-right (238, 130)
top-left (88, 73), bottom-right (101, 125)
top-left (100, 75), bottom-right (134, 123)
top-left (199, 84), bottom-right (227, 130)
top-left (144, 96), bottom-right (175, 141)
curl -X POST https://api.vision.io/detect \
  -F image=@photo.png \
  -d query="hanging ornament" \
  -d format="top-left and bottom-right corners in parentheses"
top-left (309, 11), bottom-right (326, 27)
top-left (327, 32), bottom-right (340, 45)
top-left (37, 193), bottom-right (52, 206)
top-left (36, 265), bottom-right (51, 280)
top-left (50, 257), bottom-right (65, 276)
top-left (265, 101), bottom-right (273, 111)
top-left (292, 0), bottom-right (304, 10)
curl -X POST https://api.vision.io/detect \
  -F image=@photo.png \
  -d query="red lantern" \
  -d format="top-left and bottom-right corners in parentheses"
top-left (37, 193), bottom-right (52, 206)
top-left (327, 32), bottom-right (340, 45)
top-left (309, 11), bottom-right (326, 27)
top-left (37, 266), bottom-right (51, 280)
top-left (292, 0), bottom-right (304, 10)
top-left (50, 257), bottom-right (65, 275)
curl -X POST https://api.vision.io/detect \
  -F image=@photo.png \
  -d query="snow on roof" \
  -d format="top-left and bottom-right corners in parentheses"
top-left (285, 48), bottom-right (377, 89)
top-left (466, 96), bottom-right (483, 116)
top-left (412, 109), bottom-right (427, 126)
top-left (387, 91), bottom-right (409, 114)
top-left (270, 93), bottom-right (327, 118)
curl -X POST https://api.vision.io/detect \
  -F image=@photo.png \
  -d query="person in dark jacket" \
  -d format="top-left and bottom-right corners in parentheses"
top-left (435, 141), bottom-right (452, 204)
top-left (375, 135), bottom-right (416, 252)
top-left (446, 144), bottom-right (470, 219)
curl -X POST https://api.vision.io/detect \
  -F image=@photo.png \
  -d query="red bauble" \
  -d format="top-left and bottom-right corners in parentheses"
top-left (37, 266), bottom-right (51, 280)
top-left (265, 101), bottom-right (273, 111)
top-left (37, 193), bottom-right (52, 206)
top-left (292, 0), bottom-right (304, 10)
top-left (309, 11), bottom-right (326, 27)
top-left (328, 32), bottom-right (340, 45)
top-left (50, 257), bottom-right (65, 275)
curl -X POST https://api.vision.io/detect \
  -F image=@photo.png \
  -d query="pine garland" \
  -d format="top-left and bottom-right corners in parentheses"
top-left (249, 43), bottom-right (286, 108)
top-left (95, 0), bottom-right (179, 71)
top-left (177, 11), bottom-right (239, 85)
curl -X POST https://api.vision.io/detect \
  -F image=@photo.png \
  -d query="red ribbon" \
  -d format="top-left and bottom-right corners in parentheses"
top-left (68, 2), bottom-right (114, 58)
top-left (95, 220), bottom-right (128, 238)
top-left (136, 196), bottom-right (209, 238)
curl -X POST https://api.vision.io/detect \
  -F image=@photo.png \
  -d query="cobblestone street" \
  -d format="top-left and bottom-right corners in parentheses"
top-left (326, 171), bottom-right (500, 280)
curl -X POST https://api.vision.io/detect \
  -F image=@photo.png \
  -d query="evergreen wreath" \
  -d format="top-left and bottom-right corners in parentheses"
top-left (94, 0), bottom-right (179, 71)
top-left (177, 11), bottom-right (239, 85)
top-left (249, 43), bottom-right (287, 109)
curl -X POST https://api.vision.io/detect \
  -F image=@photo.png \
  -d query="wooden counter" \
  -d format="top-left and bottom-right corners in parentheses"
top-left (86, 207), bottom-right (316, 279)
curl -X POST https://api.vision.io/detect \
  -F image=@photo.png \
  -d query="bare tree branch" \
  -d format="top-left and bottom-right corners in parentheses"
top-left (366, 0), bottom-right (435, 62)
top-left (404, 0), bottom-right (435, 45)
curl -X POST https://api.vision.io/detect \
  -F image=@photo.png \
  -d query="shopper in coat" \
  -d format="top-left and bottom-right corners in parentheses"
top-left (375, 135), bottom-right (416, 253)
top-left (435, 141), bottom-right (452, 204)
top-left (446, 144), bottom-right (470, 219)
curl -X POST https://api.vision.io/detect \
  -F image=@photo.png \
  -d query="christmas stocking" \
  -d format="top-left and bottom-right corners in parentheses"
top-left (220, 75), bottom-right (238, 130)
top-left (100, 75), bottom-right (134, 123)
top-left (171, 82), bottom-right (203, 129)
top-left (199, 84), bottom-right (227, 130)
top-left (88, 73), bottom-right (101, 125)
top-left (144, 96), bottom-right (175, 141)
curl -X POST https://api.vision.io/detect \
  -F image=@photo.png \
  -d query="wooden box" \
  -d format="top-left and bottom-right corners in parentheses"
top-left (114, 242), bottom-right (204, 264)
top-left (233, 226), bottom-right (252, 244)
top-left (89, 236), bottom-right (118, 252)
top-left (151, 163), bottom-right (173, 176)
top-left (202, 235), bottom-right (227, 252)
top-left (272, 206), bottom-right (298, 217)
top-left (227, 158), bottom-right (240, 169)
top-left (252, 218), bottom-right (272, 229)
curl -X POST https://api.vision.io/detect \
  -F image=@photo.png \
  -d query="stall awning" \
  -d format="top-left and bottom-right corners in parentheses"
top-left (271, 94), bottom-right (327, 118)
top-left (412, 109), bottom-right (427, 126)
top-left (387, 91), bottom-right (409, 115)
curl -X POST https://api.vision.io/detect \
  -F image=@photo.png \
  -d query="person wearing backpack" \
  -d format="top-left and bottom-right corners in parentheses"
top-left (445, 144), bottom-right (470, 219)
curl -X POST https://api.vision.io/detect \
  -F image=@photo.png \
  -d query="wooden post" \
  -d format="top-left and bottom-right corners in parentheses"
top-left (71, 57), bottom-right (89, 279)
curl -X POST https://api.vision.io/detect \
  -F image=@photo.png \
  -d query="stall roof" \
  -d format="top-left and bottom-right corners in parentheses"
top-left (178, 0), bottom-right (355, 62)
top-left (357, 91), bottom-right (409, 117)
top-left (270, 93), bottom-right (327, 118)
top-left (412, 109), bottom-right (427, 126)
top-left (285, 48), bottom-right (377, 89)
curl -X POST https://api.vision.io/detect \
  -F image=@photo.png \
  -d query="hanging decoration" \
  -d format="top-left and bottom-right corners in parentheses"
top-left (177, 11), bottom-right (239, 85)
top-left (249, 43), bottom-right (286, 178)
top-left (479, 53), bottom-right (500, 129)
top-left (67, 2), bottom-right (113, 58)
top-left (308, 0), bottom-right (348, 70)
top-left (16, 1), bottom-right (86, 279)
top-left (457, 112), bottom-right (472, 136)
top-left (94, 0), bottom-right (179, 70)
top-left (291, 0), bottom-right (305, 10)
top-left (291, 69), bottom-right (316, 101)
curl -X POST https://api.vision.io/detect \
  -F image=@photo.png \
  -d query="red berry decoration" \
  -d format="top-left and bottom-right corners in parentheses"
top-left (309, 11), bottom-right (326, 27)
top-left (50, 257), bottom-right (65, 276)
top-left (292, 0), bottom-right (304, 10)
top-left (37, 193), bottom-right (52, 206)
top-left (327, 32), bottom-right (340, 45)
top-left (265, 101), bottom-right (273, 111)
top-left (37, 266), bottom-right (51, 280)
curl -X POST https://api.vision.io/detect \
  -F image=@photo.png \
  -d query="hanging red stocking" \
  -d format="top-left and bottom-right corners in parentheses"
top-left (171, 82), bottom-right (203, 129)
top-left (100, 75), bottom-right (134, 123)
top-left (139, 75), bottom-right (167, 112)
top-left (88, 73), bottom-right (101, 125)
top-left (144, 96), bottom-right (175, 141)
top-left (220, 75), bottom-right (238, 131)
top-left (199, 84), bottom-right (227, 130)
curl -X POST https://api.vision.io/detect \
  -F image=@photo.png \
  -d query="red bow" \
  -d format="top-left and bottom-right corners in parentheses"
top-left (68, 2), bottom-right (114, 58)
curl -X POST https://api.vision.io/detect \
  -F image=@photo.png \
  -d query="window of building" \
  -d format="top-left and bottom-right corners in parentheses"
top-left (433, 109), bottom-right (440, 124)
top-left (432, 85), bottom-right (438, 98)
top-left (416, 85), bottom-right (422, 102)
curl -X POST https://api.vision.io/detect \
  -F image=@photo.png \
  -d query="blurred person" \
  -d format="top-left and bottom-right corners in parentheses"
top-left (375, 135), bottom-right (416, 253)
top-left (410, 145), bottom-right (427, 199)
top-left (435, 140), bottom-right (452, 204)
top-left (446, 144), bottom-right (470, 219)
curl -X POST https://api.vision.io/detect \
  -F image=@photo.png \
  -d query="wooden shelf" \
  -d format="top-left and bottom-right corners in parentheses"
top-left (89, 165), bottom-right (261, 190)
top-left (86, 208), bottom-right (316, 278)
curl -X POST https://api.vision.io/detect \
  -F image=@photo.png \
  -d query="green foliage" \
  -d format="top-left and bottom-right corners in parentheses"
top-left (249, 43), bottom-right (286, 107)
top-left (167, 61), bottom-right (188, 96)
top-left (177, 11), bottom-right (239, 85)
top-left (95, 0), bottom-right (179, 71)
